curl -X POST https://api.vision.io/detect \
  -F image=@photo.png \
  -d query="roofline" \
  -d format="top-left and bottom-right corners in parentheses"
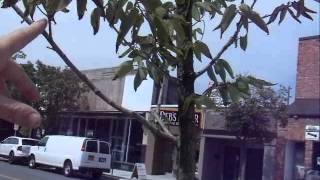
top-left (299, 35), bottom-right (320, 41)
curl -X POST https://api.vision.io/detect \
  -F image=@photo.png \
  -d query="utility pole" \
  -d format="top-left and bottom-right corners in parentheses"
top-left (287, 86), bottom-right (292, 105)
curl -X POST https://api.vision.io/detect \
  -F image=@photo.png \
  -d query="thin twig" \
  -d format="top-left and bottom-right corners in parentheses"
top-left (12, 5), bottom-right (178, 144)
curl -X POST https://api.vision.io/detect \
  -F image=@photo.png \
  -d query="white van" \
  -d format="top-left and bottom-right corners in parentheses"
top-left (28, 135), bottom-right (111, 179)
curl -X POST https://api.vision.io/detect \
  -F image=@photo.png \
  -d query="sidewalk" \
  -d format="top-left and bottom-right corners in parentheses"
top-left (104, 169), bottom-right (176, 180)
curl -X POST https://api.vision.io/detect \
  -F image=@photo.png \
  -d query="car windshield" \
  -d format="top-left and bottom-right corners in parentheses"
top-left (22, 139), bottom-right (39, 146)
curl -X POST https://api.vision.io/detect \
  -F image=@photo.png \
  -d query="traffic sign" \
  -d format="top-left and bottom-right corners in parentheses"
top-left (305, 125), bottom-right (320, 141)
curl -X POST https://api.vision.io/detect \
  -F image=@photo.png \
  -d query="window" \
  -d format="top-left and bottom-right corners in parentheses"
top-left (11, 138), bottom-right (19, 145)
top-left (2, 138), bottom-right (10, 144)
top-left (2, 138), bottom-right (18, 144)
top-left (22, 139), bottom-right (39, 146)
top-left (86, 140), bottom-right (98, 153)
top-left (99, 142), bottom-right (110, 154)
top-left (38, 137), bottom-right (49, 146)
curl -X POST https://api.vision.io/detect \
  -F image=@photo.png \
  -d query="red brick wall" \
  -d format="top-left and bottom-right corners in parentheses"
top-left (278, 118), bottom-right (320, 141)
top-left (296, 37), bottom-right (320, 99)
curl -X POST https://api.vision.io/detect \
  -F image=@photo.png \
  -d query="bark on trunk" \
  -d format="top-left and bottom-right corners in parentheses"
top-left (238, 142), bottom-right (247, 180)
top-left (176, 1), bottom-right (197, 180)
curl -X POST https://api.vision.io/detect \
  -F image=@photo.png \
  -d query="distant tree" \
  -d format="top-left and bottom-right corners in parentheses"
top-left (1, 0), bottom-right (317, 179)
top-left (9, 60), bottom-right (88, 134)
top-left (224, 85), bottom-right (288, 180)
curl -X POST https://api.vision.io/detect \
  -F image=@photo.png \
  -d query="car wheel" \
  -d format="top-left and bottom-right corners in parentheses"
top-left (28, 155), bottom-right (37, 169)
top-left (92, 170), bottom-right (103, 179)
top-left (63, 160), bottom-right (73, 177)
top-left (8, 151), bottom-right (15, 164)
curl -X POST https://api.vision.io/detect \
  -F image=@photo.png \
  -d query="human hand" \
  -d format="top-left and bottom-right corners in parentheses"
top-left (0, 19), bottom-right (47, 128)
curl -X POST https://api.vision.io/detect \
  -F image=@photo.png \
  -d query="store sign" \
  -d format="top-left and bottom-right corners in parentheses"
top-left (159, 109), bottom-right (202, 127)
top-left (305, 125), bottom-right (320, 141)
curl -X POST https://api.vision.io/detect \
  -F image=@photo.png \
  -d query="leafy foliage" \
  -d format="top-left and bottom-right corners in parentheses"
top-left (6, 0), bottom-right (314, 102)
top-left (224, 86), bottom-right (289, 142)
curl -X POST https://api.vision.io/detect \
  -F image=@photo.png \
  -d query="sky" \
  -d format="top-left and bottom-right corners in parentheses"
top-left (0, 1), bottom-right (319, 111)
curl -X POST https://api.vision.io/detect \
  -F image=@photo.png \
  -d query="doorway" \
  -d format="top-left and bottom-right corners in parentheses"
top-left (223, 146), bottom-right (264, 180)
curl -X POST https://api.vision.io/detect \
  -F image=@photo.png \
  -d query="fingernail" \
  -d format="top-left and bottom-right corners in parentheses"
top-left (28, 113), bottom-right (41, 128)
top-left (37, 18), bottom-right (48, 24)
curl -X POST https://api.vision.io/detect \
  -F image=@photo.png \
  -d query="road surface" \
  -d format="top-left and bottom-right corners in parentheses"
top-left (0, 159), bottom-right (116, 180)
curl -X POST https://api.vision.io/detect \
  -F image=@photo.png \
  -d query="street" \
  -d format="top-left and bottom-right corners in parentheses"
top-left (0, 159), bottom-right (115, 180)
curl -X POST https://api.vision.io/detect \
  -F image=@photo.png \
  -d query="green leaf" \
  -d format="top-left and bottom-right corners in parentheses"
top-left (215, 4), bottom-right (237, 37)
top-left (45, 0), bottom-right (72, 16)
top-left (116, 8), bottom-right (140, 52)
top-left (217, 0), bottom-right (227, 8)
top-left (154, 15), bottom-right (170, 45)
top-left (247, 76), bottom-right (275, 88)
top-left (113, 60), bottom-right (133, 80)
top-left (193, 40), bottom-right (212, 59)
top-left (214, 61), bottom-right (226, 82)
top-left (236, 78), bottom-right (250, 94)
top-left (140, 0), bottom-right (162, 12)
top-left (22, 0), bottom-right (29, 16)
top-left (278, 8), bottom-right (287, 24)
top-left (170, 18), bottom-right (185, 41)
top-left (192, 5), bottom-right (201, 21)
top-left (267, 4), bottom-right (284, 25)
top-left (227, 84), bottom-right (241, 102)
top-left (159, 49), bottom-right (179, 66)
top-left (239, 4), bottom-right (269, 34)
top-left (207, 66), bottom-right (218, 84)
top-left (240, 34), bottom-right (247, 51)
top-left (134, 68), bottom-right (147, 91)
top-left (90, 7), bottom-right (102, 35)
top-left (219, 59), bottom-right (234, 79)
top-left (194, 2), bottom-right (213, 12)
top-left (288, 8), bottom-right (301, 23)
top-left (77, 0), bottom-right (87, 20)
top-left (218, 86), bottom-right (230, 105)
top-left (0, 0), bottom-right (18, 8)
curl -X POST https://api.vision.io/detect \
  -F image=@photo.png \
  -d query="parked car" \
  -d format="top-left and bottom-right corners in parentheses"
top-left (0, 136), bottom-right (39, 164)
top-left (28, 135), bottom-right (111, 179)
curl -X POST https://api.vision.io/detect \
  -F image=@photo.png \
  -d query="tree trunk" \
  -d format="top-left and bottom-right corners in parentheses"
top-left (176, 1), bottom-right (197, 180)
top-left (238, 142), bottom-right (247, 180)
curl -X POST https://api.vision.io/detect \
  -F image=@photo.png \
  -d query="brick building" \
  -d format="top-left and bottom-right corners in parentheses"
top-left (276, 35), bottom-right (320, 180)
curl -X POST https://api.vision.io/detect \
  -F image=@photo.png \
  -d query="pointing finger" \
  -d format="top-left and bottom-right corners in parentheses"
top-left (0, 94), bottom-right (41, 128)
top-left (0, 19), bottom-right (47, 56)
top-left (2, 60), bottom-right (40, 101)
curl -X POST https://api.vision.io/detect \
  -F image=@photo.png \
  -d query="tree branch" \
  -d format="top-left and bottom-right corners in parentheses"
top-left (195, 19), bottom-right (242, 78)
top-left (12, 5), bottom-right (177, 144)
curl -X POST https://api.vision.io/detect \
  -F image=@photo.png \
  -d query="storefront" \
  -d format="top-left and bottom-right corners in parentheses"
top-left (56, 111), bottom-right (146, 170)
top-left (144, 105), bottom-right (204, 175)
top-left (198, 111), bottom-right (275, 180)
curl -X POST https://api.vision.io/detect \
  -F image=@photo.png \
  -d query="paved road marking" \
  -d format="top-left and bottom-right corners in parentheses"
top-left (0, 174), bottom-right (21, 180)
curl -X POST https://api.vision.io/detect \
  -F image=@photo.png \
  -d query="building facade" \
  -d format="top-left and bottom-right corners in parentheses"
top-left (275, 35), bottom-right (320, 180)
top-left (55, 67), bottom-right (146, 170)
